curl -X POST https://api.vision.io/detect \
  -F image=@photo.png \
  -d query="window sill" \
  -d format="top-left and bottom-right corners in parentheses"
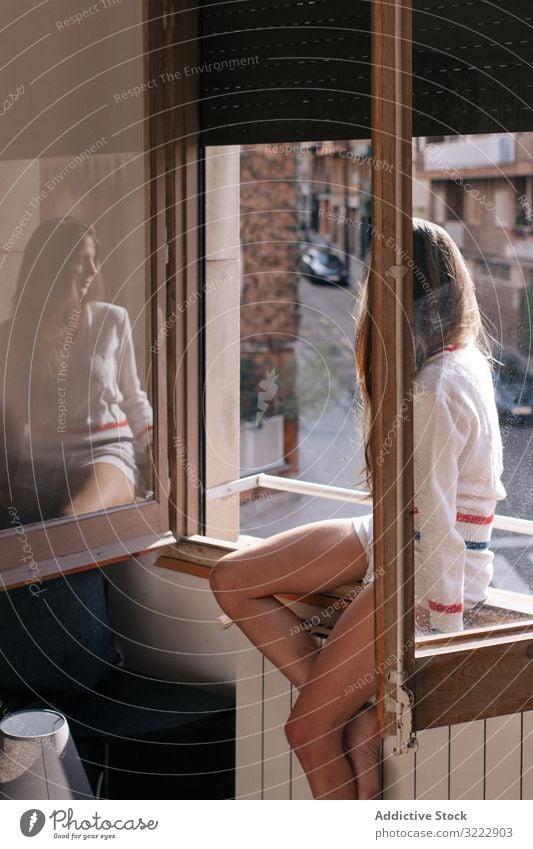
top-left (158, 535), bottom-right (533, 727)
top-left (1, 530), bottom-right (176, 592)
top-left (156, 533), bottom-right (360, 609)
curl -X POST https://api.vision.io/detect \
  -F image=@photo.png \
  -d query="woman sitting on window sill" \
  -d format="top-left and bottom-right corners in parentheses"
top-left (209, 218), bottom-right (506, 801)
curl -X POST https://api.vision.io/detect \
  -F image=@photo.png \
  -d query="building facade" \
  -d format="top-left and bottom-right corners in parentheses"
top-left (417, 132), bottom-right (533, 352)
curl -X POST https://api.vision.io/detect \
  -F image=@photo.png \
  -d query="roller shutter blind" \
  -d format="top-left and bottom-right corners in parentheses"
top-left (199, 0), bottom-right (533, 144)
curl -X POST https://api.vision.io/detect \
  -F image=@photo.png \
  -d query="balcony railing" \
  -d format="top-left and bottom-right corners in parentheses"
top-left (422, 134), bottom-right (516, 172)
top-left (206, 473), bottom-right (533, 536)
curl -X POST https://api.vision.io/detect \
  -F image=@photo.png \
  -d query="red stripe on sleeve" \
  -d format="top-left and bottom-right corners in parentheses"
top-left (428, 599), bottom-right (464, 614)
top-left (456, 512), bottom-right (494, 525)
top-left (93, 420), bottom-right (129, 432)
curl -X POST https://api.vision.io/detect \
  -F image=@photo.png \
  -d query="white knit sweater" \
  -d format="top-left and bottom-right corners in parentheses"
top-left (413, 343), bottom-right (506, 632)
top-left (23, 301), bottom-right (152, 451)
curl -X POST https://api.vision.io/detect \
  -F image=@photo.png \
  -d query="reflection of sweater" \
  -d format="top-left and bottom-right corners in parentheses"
top-left (26, 302), bottom-right (152, 451)
top-left (413, 344), bottom-right (506, 632)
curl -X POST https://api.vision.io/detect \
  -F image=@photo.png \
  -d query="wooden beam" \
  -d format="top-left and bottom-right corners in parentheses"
top-left (166, 2), bottom-right (202, 539)
top-left (371, 0), bottom-right (414, 741)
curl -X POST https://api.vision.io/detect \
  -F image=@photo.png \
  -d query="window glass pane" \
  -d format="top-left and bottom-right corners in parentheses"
top-left (205, 133), bottom-right (533, 637)
top-left (415, 132), bottom-right (533, 635)
top-left (237, 142), bottom-right (372, 537)
top-left (0, 0), bottom-right (154, 528)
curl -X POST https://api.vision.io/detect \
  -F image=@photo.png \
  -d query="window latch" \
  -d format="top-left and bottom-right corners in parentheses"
top-left (386, 670), bottom-right (418, 755)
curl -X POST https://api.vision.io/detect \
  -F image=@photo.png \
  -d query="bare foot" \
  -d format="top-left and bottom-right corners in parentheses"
top-left (343, 703), bottom-right (382, 799)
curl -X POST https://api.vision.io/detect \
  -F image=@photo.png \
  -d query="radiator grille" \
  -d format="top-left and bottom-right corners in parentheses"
top-left (236, 631), bottom-right (533, 800)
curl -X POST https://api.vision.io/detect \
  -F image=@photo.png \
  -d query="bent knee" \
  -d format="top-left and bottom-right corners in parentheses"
top-left (209, 552), bottom-right (243, 597)
top-left (285, 714), bottom-right (325, 752)
top-left (285, 708), bottom-right (344, 753)
top-left (285, 714), bottom-right (307, 751)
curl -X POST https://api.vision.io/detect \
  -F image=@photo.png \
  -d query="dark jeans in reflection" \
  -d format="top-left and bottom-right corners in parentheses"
top-left (0, 570), bottom-right (120, 702)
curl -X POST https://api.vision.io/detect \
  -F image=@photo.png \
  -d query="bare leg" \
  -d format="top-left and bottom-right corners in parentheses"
top-left (285, 582), bottom-right (377, 799)
top-left (61, 462), bottom-right (135, 516)
top-left (343, 702), bottom-right (382, 799)
top-left (210, 518), bottom-right (381, 799)
top-left (210, 518), bottom-right (369, 692)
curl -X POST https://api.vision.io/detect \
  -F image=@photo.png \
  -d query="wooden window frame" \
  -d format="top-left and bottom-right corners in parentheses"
top-left (164, 0), bottom-right (204, 542)
top-left (158, 0), bottom-right (533, 747)
top-left (370, 0), bottom-right (415, 744)
top-left (368, 0), bottom-right (533, 740)
top-left (0, 1), bottom-right (173, 591)
top-left (11, 0), bottom-right (533, 745)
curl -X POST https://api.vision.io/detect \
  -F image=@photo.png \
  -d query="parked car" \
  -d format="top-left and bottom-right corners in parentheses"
top-left (494, 349), bottom-right (533, 423)
top-left (299, 247), bottom-right (350, 287)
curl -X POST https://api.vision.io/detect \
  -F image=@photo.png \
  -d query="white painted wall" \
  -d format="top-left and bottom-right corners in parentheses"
top-left (106, 556), bottom-right (237, 698)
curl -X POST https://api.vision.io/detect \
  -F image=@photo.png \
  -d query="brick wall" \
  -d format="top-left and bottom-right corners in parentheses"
top-left (240, 144), bottom-right (299, 477)
top-left (240, 144), bottom-right (298, 342)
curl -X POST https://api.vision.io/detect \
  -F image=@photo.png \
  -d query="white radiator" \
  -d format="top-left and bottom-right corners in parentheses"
top-left (235, 632), bottom-right (533, 800)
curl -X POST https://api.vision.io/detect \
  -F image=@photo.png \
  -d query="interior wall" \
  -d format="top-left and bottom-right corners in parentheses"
top-left (1, 0), bottom-right (150, 376)
top-left (106, 557), bottom-right (237, 697)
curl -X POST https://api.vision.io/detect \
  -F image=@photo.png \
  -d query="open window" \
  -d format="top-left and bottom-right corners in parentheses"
top-left (0, 0), bottom-right (172, 589)
top-left (8, 0), bottom-right (527, 745)
top-left (370, 0), bottom-right (533, 742)
top-left (155, 0), bottom-right (533, 748)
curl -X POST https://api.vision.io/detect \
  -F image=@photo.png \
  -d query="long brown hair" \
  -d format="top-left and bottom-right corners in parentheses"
top-left (355, 217), bottom-right (491, 491)
top-left (11, 217), bottom-right (103, 381)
